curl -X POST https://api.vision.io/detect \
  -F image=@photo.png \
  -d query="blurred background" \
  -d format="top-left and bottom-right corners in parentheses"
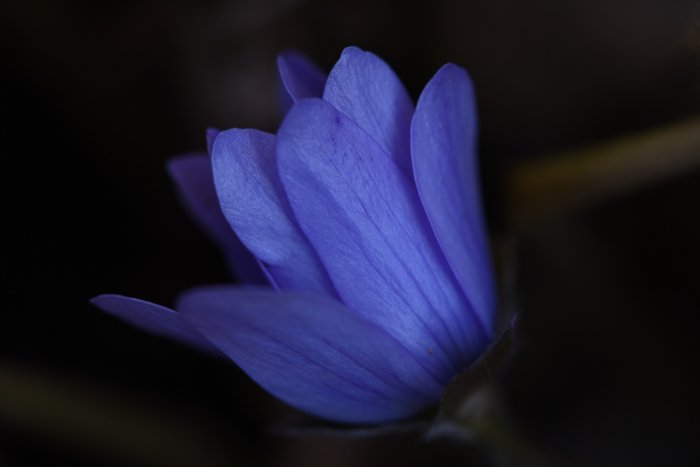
top-left (2, 0), bottom-right (700, 465)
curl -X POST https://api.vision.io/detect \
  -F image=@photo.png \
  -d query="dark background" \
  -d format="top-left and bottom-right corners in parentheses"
top-left (2, 0), bottom-right (700, 466)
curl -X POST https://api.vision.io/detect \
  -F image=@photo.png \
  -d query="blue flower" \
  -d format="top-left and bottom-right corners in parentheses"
top-left (92, 46), bottom-right (496, 424)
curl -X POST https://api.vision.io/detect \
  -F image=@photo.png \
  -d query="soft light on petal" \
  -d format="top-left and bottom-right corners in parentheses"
top-left (277, 98), bottom-right (489, 377)
top-left (323, 46), bottom-right (414, 175)
top-left (91, 294), bottom-right (217, 353)
top-left (93, 47), bottom-right (498, 426)
top-left (211, 128), bottom-right (336, 295)
top-left (167, 153), bottom-right (266, 284)
top-left (178, 286), bottom-right (443, 423)
top-left (411, 64), bottom-right (496, 333)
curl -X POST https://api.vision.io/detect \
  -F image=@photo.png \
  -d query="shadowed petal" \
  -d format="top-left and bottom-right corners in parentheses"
top-left (211, 129), bottom-right (335, 295)
top-left (177, 286), bottom-right (443, 423)
top-left (411, 64), bottom-right (496, 333)
top-left (167, 154), bottom-right (266, 285)
top-left (323, 46), bottom-right (414, 175)
top-left (277, 50), bottom-right (327, 114)
top-left (206, 128), bottom-right (219, 154)
top-left (91, 294), bottom-right (217, 353)
top-left (277, 99), bottom-right (489, 378)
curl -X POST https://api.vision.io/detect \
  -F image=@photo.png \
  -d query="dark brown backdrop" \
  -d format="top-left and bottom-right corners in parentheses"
top-left (2, 1), bottom-right (699, 466)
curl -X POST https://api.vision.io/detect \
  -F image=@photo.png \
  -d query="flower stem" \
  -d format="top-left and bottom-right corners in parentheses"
top-left (432, 382), bottom-right (565, 467)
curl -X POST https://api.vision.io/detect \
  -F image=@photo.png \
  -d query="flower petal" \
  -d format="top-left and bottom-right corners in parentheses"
top-left (211, 128), bottom-right (335, 295)
top-left (91, 294), bottom-right (217, 353)
top-left (277, 99), bottom-right (489, 378)
top-left (205, 128), bottom-right (219, 154)
top-left (323, 46), bottom-right (414, 175)
top-left (411, 64), bottom-right (496, 333)
top-left (277, 50), bottom-right (327, 114)
top-left (167, 153), bottom-right (266, 285)
top-left (177, 286), bottom-right (442, 423)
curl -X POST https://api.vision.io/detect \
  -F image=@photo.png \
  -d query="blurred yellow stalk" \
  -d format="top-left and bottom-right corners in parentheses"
top-left (507, 117), bottom-right (700, 228)
top-left (0, 363), bottom-right (241, 467)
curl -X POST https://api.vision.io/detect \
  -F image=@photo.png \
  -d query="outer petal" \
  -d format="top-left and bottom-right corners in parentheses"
top-left (167, 153), bottom-right (266, 285)
top-left (323, 46), bottom-right (414, 175)
top-left (277, 50), bottom-right (327, 114)
top-left (91, 294), bottom-right (217, 353)
top-left (211, 128), bottom-right (335, 295)
top-left (277, 99), bottom-right (489, 379)
top-left (177, 286), bottom-right (442, 423)
top-left (411, 64), bottom-right (496, 333)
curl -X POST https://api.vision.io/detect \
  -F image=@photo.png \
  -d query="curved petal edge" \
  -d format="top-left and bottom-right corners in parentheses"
top-left (411, 64), bottom-right (496, 334)
top-left (211, 128), bottom-right (336, 295)
top-left (177, 286), bottom-right (443, 424)
top-left (91, 294), bottom-right (218, 353)
top-left (277, 50), bottom-right (327, 114)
